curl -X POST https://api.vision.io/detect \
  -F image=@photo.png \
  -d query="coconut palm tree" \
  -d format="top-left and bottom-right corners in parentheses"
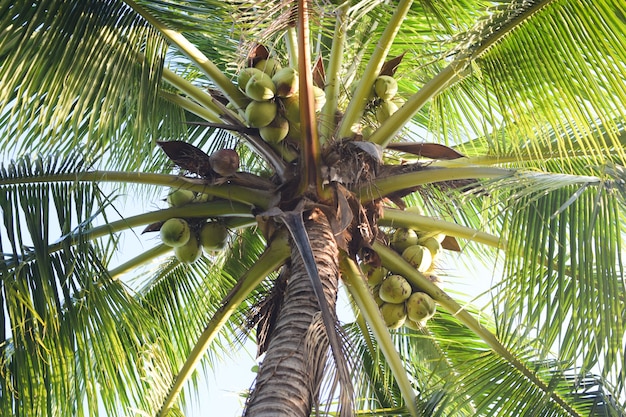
top-left (1, 0), bottom-right (625, 416)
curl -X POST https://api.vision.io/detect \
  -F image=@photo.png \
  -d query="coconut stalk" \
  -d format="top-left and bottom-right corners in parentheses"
top-left (380, 208), bottom-right (505, 250)
top-left (296, 0), bottom-right (323, 196)
top-left (320, 4), bottom-right (349, 142)
top-left (337, 0), bottom-right (413, 139)
top-left (0, 170), bottom-right (273, 208)
top-left (122, 0), bottom-right (248, 109)
top-left (340, 256), bottom-right (420, 417)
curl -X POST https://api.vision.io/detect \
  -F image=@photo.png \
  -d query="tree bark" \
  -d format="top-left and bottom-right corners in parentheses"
top-left (244, 209), bottom-right (340, 417)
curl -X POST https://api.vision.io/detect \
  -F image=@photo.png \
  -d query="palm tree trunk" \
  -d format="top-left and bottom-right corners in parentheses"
top-left (244, 209), bottom-right (340, 417)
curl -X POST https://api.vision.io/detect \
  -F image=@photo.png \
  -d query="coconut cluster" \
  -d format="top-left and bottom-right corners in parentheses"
top-left (372, 75), bottom-right (405, 124)
top-left (236, 58), bottom-right (325, 144)
top-left (159, 188), bottom-right (230, 264)
top-left (363, 227), bottom-right (445, 330)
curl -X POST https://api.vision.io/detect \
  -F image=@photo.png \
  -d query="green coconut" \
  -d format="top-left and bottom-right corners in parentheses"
top-left (312, 85), bottom-right (326, 112)
top-left (380, 302), bottom-right (407, 329)
top-left (254, 58), bottom-right (282, 76)
top-left (237, 67), bottom-right (265, 91)
top-left (272, 67), bottom-right (299, 98)
top-left (174, 235), bottom-right (203, 264)
top-left (379, 274), bottom-right (412, 304)
top-left (403, 318), bottom-right (424, 330)
top-left (245, 72), bottom-right (276, 101)
top-left (361, 264), bottom-right (387, 287)
top-left (405, 291), bottom-right (436, 322)
top-left (402, 244), bottom-right (433, 273)
top-left (259, 114), bottom-right (290, 143)
top-left (159, 218), bottom-right (191, 248)
top-left (390, 228), bottom-right (419, 253)
top-left (199, 221), bottom-right (229, 251)
top-left (373, 75), bottom-right (398, 101)
top-left (418, 236), bottom-right (443, 259)
top-left (167, 188), bottom-right (195, 207)
top-left (245, 100), bottom-right (277, 128)
top-left (375, 100), bottom-right (399, 123)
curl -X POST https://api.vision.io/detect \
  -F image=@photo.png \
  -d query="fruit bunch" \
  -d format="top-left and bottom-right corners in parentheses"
top-left (363, 227), bottom-right (445, 329)
top-left (236, 57), bottom-right (326, 144)
top-left (371, 75), bottom-right (404, 124)
top-left (158, 188), bottom-right (230, 264)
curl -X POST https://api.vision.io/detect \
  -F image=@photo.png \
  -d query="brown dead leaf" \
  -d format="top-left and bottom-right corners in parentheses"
top-left (386, 142), bottom-right (466, 160)
top-left (441, 235), bottom-right (461, 252)
top-left (380, 53), bottom-right (406, 77)
top-left (246, 44), bottom-right (270, 67)
top-left (313, 56), bottom-right (326, 88)
top-left (157, 141), bottom-right (214, 178)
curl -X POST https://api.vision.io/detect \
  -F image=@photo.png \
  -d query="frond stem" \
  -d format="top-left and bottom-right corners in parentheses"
top-left (122, 0), bottom-right (248, 108)
top-left (337, 0), bottom-right (414, 140)
top-left (1, 171), bottom-right (273, 208)
top-left (380, 208), bottom-right (506, 250)
top-left (161, 67), bottom-right (227, 119)
top-left (369, 0), bottom-right (556, 147)
top-left (356, 166), bottom-right (514, 203)
top-left (108, 244), bottom-right (171, 279)
top-left (320, 4), bottom-right (349, 142)
top-left (340, 256), bottom-right (421, 417)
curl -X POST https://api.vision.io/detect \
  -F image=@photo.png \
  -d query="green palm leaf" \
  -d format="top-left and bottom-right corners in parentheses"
top-left (0, 0), bottom-right (178, 170)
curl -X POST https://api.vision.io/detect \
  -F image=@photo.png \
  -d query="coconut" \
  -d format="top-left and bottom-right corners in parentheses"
top-left (361, 264), bottom-right (387, 287)
top-left (375, 100), bottom-right (399, 123)
top-left (390, 228), bottom-right (419, 253)
top-left (174, 235), bottom-right (203, 264)
top-left (245, 100), bottom-right (277, 128)
top-left (254, 58), bottom-right (282, 76)
top-left (373, 75), bottom-right (398, 101)
top-left (380, 302), bottom-right (407, 329)
top-left (418, 236), bottom-right (443, 259)
top-left (282, 94), bottom-right (300, 124)
top-left (285, 121), bottom-right (301, 141)
top-left (272, 67), bottom-right (299, 98)
top-left (403, 318), bottom-right (424, 330)
top-left (391, 95), bottom-right (406, 107)
top-left (371, 285), bottom-right (385, 307)
top-left (199, 221), bottom-right (229, 251)
top-left (167, 188), bottom-right (195, 207)
top-left (379, 274), bottom-right (412, 304)
top-left (245, 72), bottom-right (276, 101)
top-left (312, 85), bottom-right (326, 112)
top-left (209, 149), bottom-right (240, 176)
top-left (402, 244), bottom-right (433, 272)
top-left (237, 67), bottom-right (265, 91)
top-left (194, 192), bottom-right (212, 203)
top-left (159, 218), bottom-right (191, 248)
top-left (259, 114), bottom-right (290, 143)
top-left (405, 292), bottom-right (436, 322)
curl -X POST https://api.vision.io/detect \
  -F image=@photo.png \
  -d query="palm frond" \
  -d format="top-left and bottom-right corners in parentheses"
top-left (0, 0), bottom-right (182, 170)
top-left (433, 0), bottom-right (626, 168)
top-left (0, 153), bottom-right (179, 416)
top-left (496, 180), bottom-right (625, 405)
